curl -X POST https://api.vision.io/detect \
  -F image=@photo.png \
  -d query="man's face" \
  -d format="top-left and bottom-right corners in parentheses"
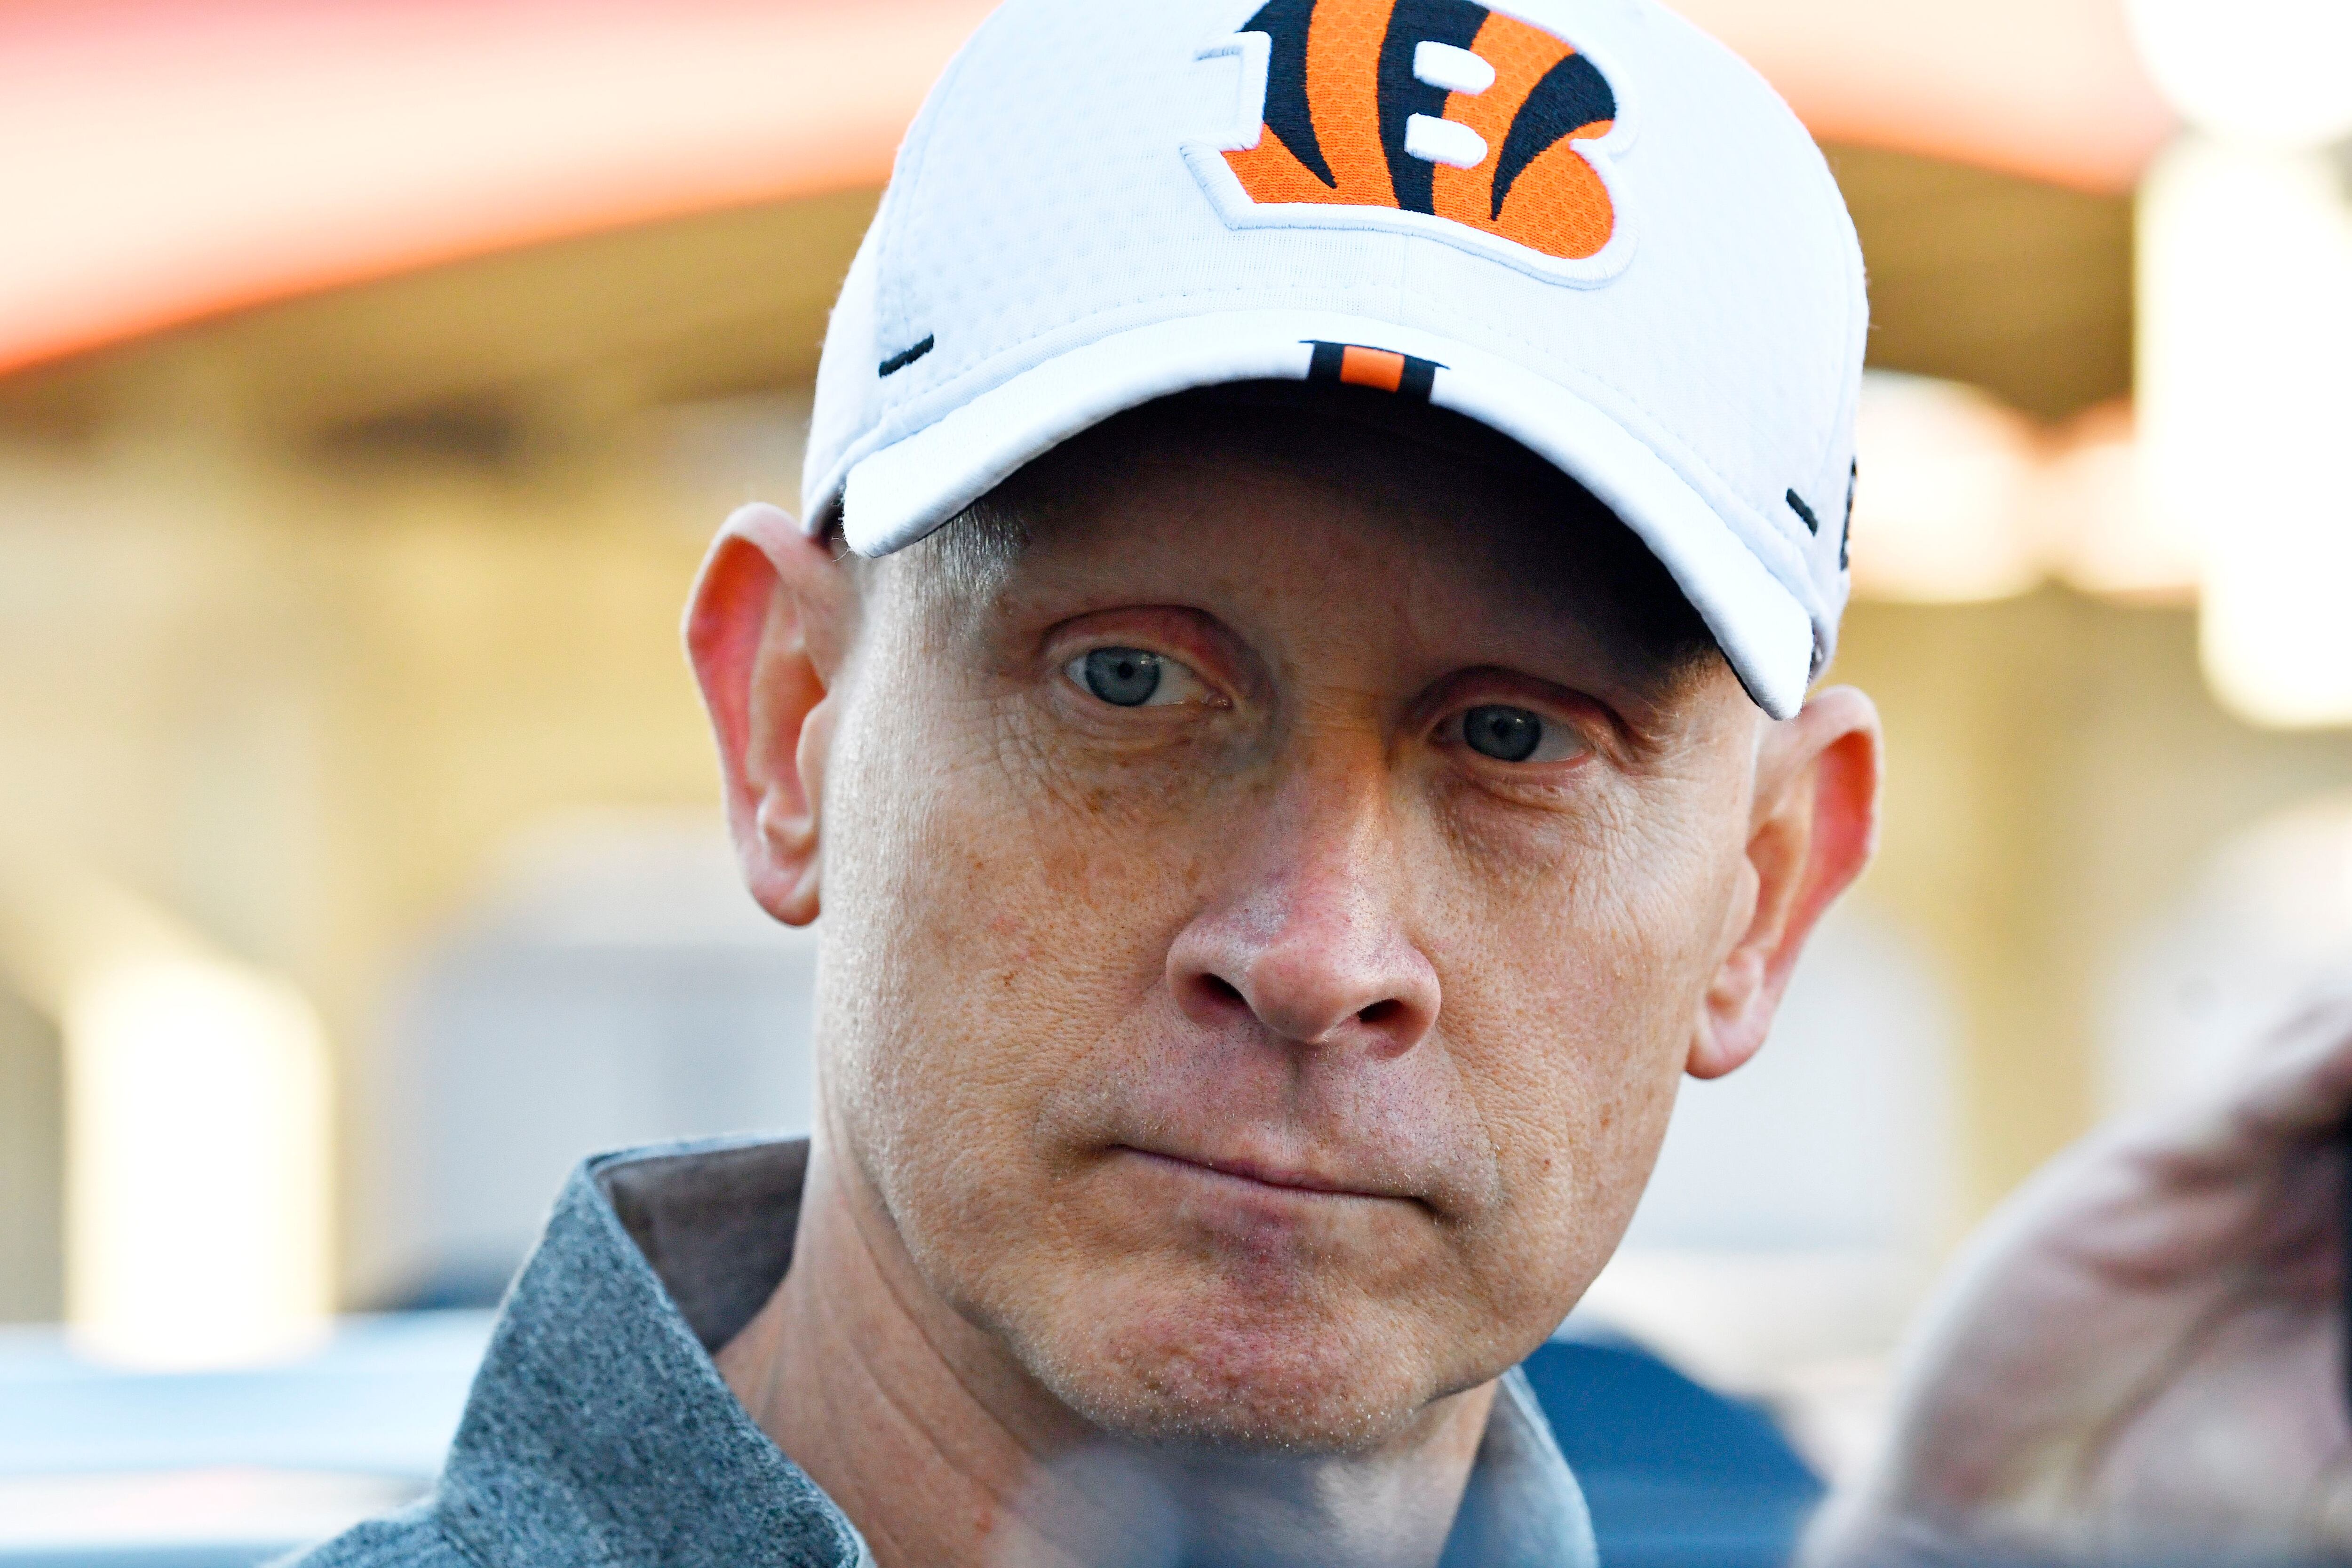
top-left (809, 407), bottom-right (1764, 1452)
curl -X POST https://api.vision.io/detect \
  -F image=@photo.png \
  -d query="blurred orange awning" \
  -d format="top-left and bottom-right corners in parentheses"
top-left (0, 0), bottom-right (2171, 377)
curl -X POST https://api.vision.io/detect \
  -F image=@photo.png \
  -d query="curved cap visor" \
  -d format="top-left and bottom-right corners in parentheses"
top-left (835, 310), bottom-right (1820, 718)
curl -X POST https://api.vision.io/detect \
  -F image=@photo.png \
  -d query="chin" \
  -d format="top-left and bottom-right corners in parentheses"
top-left (1008, 1268), bottom-right (1462, 1454)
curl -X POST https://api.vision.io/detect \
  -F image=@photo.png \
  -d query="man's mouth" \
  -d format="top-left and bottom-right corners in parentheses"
top-left (1109, 1144), bottom-right (1420, 1206)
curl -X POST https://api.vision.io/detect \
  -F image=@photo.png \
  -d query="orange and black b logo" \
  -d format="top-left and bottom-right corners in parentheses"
top-left (1223, 0), bottom-right (1618, 263)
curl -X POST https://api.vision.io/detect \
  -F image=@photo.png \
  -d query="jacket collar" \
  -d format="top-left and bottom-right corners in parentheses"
top-left (437, 1136), bottom-right (866, 1568)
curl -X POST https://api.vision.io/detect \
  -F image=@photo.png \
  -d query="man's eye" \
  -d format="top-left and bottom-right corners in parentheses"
top-left (1457, 704), bottom-right (1584, 764)
top-left (1064, 647), bottom-right (1211, 708)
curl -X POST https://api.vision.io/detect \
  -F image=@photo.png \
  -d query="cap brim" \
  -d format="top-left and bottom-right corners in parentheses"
top-left (819, 310), bottom-right (1820, 718)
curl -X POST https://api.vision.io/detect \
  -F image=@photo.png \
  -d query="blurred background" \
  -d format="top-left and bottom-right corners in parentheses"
top-left (6, 0), bottom-right (2352, 1562)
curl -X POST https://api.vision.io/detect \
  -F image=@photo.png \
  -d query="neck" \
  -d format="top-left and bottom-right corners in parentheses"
top-left (714, 1131), bottom-right (1497, 1568)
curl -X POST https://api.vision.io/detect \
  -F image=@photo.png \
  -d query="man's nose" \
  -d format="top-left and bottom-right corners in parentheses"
top-left (1166, 760), bottom-right (1440, 1059)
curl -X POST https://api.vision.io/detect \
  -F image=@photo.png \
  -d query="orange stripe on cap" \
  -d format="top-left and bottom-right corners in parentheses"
top-left (1337, 344), bottom-right (1408, 391)
top-left (1304, 339), bottom-right (1442, 399)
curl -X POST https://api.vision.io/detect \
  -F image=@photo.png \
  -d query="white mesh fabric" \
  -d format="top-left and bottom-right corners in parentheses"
top-left (802, 0), bottom-right (1865, 709)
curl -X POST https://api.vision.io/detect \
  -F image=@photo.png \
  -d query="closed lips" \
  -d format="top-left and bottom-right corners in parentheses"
top-left (1114, 1144), bottom-right (1422, 1205)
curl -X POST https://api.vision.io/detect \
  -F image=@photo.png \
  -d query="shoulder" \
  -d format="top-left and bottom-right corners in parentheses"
top-left (269, 1500), bottom-right (478, 1568)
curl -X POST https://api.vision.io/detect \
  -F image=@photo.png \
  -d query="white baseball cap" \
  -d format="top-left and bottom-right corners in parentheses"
top-left (801, 0), bottom-right (1866, 717)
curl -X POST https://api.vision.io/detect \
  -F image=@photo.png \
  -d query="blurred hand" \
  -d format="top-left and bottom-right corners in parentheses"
top-left (1808, 992), bottom-right (2352, 1565)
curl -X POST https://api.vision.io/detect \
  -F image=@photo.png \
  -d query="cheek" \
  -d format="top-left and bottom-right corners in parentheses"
top-left (812, 674), bottom-right (1210, 1269)
top-left (1424, 793), bottom-right (1743, 1310)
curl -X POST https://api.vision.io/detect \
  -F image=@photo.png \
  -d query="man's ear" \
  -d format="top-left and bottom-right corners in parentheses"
top-left (683, 502), bottom-right (857, 928)
top-left (1688, 685), bottom-right (1882, 1081)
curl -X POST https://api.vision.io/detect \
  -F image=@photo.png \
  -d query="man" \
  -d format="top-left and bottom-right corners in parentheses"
top-left (295, 0), bottom-right (2351, 1563)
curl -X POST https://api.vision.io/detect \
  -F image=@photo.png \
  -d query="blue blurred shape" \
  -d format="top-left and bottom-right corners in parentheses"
top-left (0, 1313), bottom-right (490, 1479)
top-left (0, 1314), bottom-right (491, 1568)
top-left (1524, 1334), bottom-right (1825, 1568)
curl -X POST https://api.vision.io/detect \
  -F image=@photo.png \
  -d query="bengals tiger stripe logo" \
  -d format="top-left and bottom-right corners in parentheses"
top-left (1220, 0), bottom-right (1620, 262)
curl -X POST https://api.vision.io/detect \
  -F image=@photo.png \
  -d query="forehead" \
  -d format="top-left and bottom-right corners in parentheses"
top-left (892, 386), bottom-right (1718, 689)
top-left (1008, 387), bottom-right (1582, 556)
